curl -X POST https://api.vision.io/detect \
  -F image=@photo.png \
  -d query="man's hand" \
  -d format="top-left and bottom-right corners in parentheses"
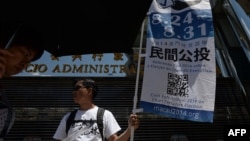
top-left (128, 114), bottom-right (140, 130)
top-left (0, 48), bottom-right (14, 78)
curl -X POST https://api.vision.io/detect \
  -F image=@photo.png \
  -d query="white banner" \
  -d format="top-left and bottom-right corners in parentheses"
top-left (140, 0), bottom-right (216, 122)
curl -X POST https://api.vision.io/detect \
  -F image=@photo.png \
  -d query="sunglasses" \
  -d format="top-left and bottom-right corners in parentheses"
top-left (73, 86), bottom-right (86, 91)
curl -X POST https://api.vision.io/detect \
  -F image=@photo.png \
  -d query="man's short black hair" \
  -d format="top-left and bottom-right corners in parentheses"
top-left (12, 23), bottom-right (44, 61)
top-left (73, 78), bottom-right (99, 99)
top-left (0, 22), bottom-right (44, 61)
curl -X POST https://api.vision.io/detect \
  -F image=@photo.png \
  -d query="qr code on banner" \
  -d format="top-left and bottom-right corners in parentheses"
top-left (167, 73), bottom-right (189, 97)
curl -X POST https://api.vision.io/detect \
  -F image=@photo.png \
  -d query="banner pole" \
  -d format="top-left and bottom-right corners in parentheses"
top-left (130, 19), bottom-right (145, 141)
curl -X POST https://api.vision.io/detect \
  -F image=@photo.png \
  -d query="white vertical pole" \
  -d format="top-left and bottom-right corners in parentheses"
top-left (130, 19), bottom-right (145, 141)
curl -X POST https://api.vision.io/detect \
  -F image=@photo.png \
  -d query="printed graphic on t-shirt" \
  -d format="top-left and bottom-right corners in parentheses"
top-left (70, 120), bottom-right (101, 137)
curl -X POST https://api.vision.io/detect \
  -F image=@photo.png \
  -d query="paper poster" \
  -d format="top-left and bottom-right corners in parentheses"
top-left (140, 0), bottom-right (216, 122)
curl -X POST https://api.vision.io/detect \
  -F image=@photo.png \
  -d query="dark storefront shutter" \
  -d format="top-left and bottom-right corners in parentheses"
top-left (1, 77), bottom-right (249, 141)
top-left (1, 77), bottom-right (139, 141)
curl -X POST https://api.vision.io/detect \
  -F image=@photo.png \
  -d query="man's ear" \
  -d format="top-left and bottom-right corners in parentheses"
top-left (90, 88), bottom-right (96, 99)
top-left (87, 87), bottom-right (93, 95)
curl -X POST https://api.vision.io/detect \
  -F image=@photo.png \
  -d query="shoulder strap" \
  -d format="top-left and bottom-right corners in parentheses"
top-left (66, 109), bottom-right (78, 135)
top-left (0, 110), bottom-right (13, 138)
top-left (97, 107), bottom-right (105, 141)
top-left (0, 90), bottom-right (14, 138)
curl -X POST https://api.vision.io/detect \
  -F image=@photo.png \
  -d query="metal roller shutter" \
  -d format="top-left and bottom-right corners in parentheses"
top-left (2, 77), bottom-right (140, 141)
top-left (1, 77), bottom-right (249, 141)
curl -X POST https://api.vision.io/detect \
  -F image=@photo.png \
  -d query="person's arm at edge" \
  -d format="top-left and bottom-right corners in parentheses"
top-left (0, 49), bottom-right (14, 78)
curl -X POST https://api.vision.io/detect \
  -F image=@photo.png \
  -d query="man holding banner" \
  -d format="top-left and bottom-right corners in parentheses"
top-left (53, 78), bottom-right (140, 141)
top-left (140, 0), bottom-right (216, 123)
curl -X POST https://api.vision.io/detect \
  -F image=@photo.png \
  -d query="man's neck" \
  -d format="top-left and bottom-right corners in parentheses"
top-left (79, 103), bottom-right (95, 110)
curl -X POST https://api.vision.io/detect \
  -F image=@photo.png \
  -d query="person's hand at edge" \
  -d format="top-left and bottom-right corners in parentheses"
top-left (0, 49), bottom-right (14, 78)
